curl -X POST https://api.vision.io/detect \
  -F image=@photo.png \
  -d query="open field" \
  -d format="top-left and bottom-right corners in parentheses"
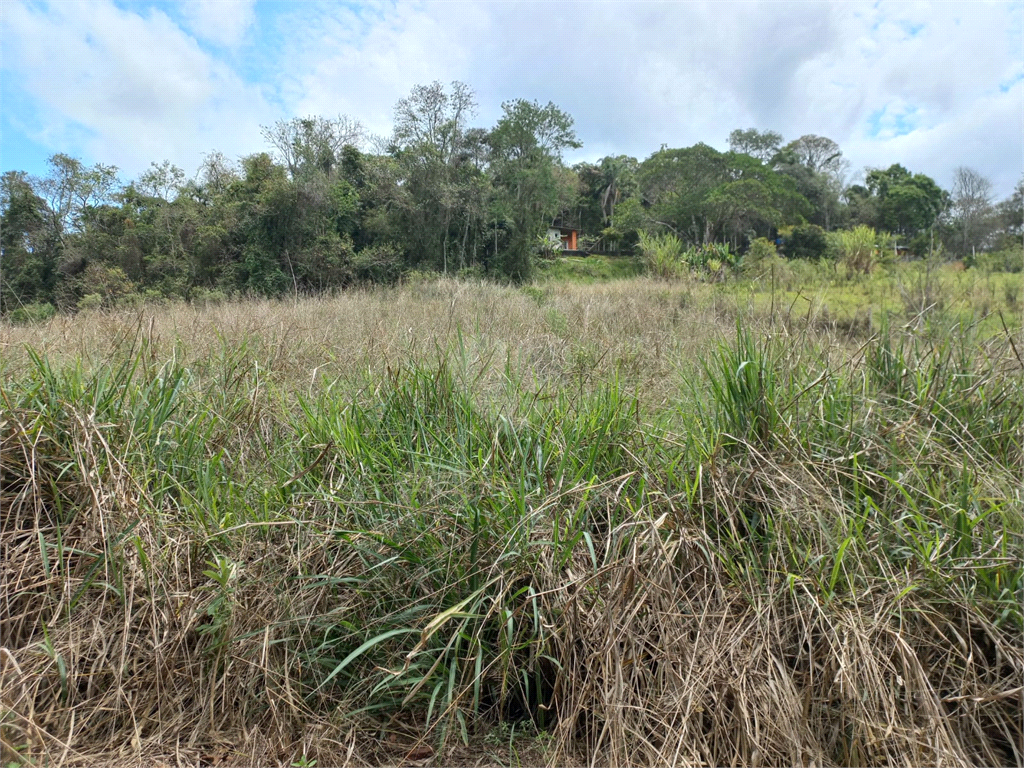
top-left (2, 271), bottom-right (1022, 767)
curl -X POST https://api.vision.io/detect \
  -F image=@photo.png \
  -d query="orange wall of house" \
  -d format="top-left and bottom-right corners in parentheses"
top-left (569, 230), bottom-right (577, 250)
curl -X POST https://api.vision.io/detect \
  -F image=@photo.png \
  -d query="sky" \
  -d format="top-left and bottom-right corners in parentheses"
top-left (2, 0), bottom-right (1022, 197)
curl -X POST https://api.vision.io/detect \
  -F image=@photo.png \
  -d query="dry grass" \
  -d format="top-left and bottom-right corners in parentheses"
top-left (2, 277), bottom-right (1022, 767)
top-left (1, 279), bottom-right (722, 407)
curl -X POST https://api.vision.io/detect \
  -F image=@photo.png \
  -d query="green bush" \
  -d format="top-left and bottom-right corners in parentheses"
top-left (741, 238), bottom-right (778, 275)
top-left (835, 225), bottom-right (878, 274)
top-left (77, 293), bottom-right (104, 311)
top-left (971, 248), bottom-right (1023, 274)
top-left (783, 224), bottom-right (828, 260)
top-left (638, 232), bottom-right (737, 280)
top-left (685, 242), bottom-right (734, 272)
top-left (78, 263), bottom-right (136, 307)
top-left (7, 302), bottom-right (57, 323)
top-left (637, 230), bottom-right (686, 279)
top-left (535, 255), bottom-right (642, 283)
top-left (354, 242), bottom-right (406, 285)
top-left (190, 288), bottom-right (228, 305)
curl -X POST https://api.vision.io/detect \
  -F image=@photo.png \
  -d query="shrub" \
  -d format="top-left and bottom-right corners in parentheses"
top-left (115, 292), bottom-right (147, 309)
top-left (7, 302), bottom-right (57, 323)
top-left (190, 287), bottom-right (228, 306)
top-left (78, 263), bottom-right (136, 306)
top-left (578, 233), bottom-right (602, 254)
top-left (637, 230), bottom-right (686, 279)
top-left (971, 248), bottom-right (1024, 274)
top-left (686, 242), bottom-right (734, 272)
top-left (907, 231), bottom-right (933, 258)
top-left (455, 264), bottom-right (486, 281)
top-left (354, 242), bottom-right (406, 285)
top-left (741, 238), bottom-right (778, 275)
top-left (535, 233), bottom-right (562, 259)
top-left (295, 233), bottom-right (356, 288)
top-left (77, 293), bottom-right (104, 311)
top-left (636, 232), bottom-right (738, 280)
top-left (835, 225), bottom-right (878, 274)
top-left (783, 224), bottom-right (828, 260)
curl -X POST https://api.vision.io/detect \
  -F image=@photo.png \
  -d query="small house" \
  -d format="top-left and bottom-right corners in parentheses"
top-left (546, 221), bottom-right (581, 252)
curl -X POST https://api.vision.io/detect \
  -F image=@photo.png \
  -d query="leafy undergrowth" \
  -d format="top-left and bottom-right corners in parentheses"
top-left (534, 254), bottom-right (642, 283)
top-left (1, 311), bottom-right (1022, 767)
top-left (734, 260), bottom-right (1022, 338)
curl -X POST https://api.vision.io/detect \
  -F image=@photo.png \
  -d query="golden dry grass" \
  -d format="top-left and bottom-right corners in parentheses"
top-left (2, 278), bottom-right (720, 396)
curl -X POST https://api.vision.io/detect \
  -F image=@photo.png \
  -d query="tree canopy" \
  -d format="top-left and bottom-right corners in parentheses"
top-left (1, 89), bottom-right (1015, 314)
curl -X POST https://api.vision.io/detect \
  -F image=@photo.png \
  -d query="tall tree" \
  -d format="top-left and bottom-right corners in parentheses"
top-left (37, 153), bottom-right (120, 246)
top-left (261, 115), bottom-right (363, 181)
top-left (864, 164), bottom-right (946, 238)
top-left (771, 135), bottom-right (848, 230)
top-left (597, 155), bottom-right (639, 226)
top-left (385, 81), bottom-right (487, 273)
top-left (728, 128), bottom-right (783, 163)
top-left (487, 98), bottom-right (580, 280)
top-left (991, 175), bottom-right (1024, 250)
top-left (778, 135), bottom-right (846, 177)
top-left (393, 81), bottom-right (475, 165)
top-left (137, 160), bottom-right (186, 201)
top-left (950, 166), bottom-right (994, 256)
top-left (0, 171), bottom-right (55, 310)
top-left (637, 144), bottom-right (809, 247)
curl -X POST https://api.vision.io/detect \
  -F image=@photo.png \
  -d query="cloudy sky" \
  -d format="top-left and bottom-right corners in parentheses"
top-left (2, 0), bottom-right (1022, 196)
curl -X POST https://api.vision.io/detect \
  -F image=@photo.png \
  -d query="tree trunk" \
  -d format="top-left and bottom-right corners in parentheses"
top-left (460, 218), bottom-right (470, 270)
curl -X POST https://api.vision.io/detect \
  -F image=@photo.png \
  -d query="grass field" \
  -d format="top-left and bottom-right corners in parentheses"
top-left (2, 267), bottom-right (1022, 767)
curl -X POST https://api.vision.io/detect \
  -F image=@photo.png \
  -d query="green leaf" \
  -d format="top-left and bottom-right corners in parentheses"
top-left (316, 628), bottom-right (418, 692)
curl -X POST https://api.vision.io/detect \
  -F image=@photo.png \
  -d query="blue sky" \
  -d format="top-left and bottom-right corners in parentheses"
top-left (2, 0), bottom-right (1022, 196)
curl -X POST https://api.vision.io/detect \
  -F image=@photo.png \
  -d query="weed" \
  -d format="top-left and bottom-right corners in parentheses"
top-left (0, 275), bottom-right (1020, 767)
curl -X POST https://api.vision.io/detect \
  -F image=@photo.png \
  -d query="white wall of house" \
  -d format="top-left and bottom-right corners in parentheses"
top-left (546, 228), bottom-right (562, 245)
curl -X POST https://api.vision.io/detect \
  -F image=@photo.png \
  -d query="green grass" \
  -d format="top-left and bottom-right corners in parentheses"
top-left (735, 258), bottom-right (1022, 337)
top-left (534, 254), bottom-right (643, 283)
top-left (1, 274), bottom-right (1022, 767)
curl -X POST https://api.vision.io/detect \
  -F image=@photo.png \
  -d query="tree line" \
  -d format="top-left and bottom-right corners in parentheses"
top-left (2, 81), bottom-right (1021, 314)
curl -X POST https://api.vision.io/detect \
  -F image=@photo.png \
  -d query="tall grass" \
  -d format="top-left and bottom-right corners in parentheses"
top-left (1, 280), bottom-right (1022, 767)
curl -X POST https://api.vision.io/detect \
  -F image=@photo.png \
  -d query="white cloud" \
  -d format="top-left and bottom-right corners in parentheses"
top-left (1, 0), bottom-right (273, 178)
top-left (271, 1), bottom-right (486, 139)
top-left (178, 0), bottom-right (257, 48)
top-left (270, 0), bottom-right (1019, 192)
top-left (2, 0), bottom-right (1020, 195)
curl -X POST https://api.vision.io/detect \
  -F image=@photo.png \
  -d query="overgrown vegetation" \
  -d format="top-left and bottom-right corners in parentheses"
top-left (4, 90), bottom-right (1022, 315)
top-left (2, 276), bottom-right (1021, 767)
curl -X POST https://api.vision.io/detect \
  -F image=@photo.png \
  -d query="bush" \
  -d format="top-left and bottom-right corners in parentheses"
top-left (294, 233), bottom-right (356, 289)
top-left (535, 233), bottom-right (562, 259)
top-left (190, 288), bottom-right (228, 306)
top-left (78, 263), bottom-right (136, 307)
top-left (639, 233), bottom-right (737, 280)
top-left (783, 224), bottom-right (828, 260)
top-left (971, 248), bottom-right (1024, 273)
top-left (115, 293), bottom-right (147, 309)
top-left (685, 242), bottom-right (734, 272)
top-left (741, 238), bottom-right (778, 275)
top-left (907, 231), bottom-right (933, 258)
top-left (354, 242), bottom-right (406, 285)
top-left (455, 264), bottom-right (486, 281)
top-left (7, 302), bottom-right (57, 323)
top-left (637, 230), bottom-right (686, 280)
top-left (77, 293), bottom-right (104, 311)
top-left (835, 225), bottom-right (878, 274)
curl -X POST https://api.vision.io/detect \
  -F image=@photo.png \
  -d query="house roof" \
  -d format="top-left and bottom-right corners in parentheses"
top-left (550, 217), bottom-right (581, 232)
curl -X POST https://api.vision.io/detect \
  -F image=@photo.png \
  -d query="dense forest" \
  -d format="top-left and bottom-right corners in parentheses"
top-left (2, 80), bottom-right (1021, 315)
